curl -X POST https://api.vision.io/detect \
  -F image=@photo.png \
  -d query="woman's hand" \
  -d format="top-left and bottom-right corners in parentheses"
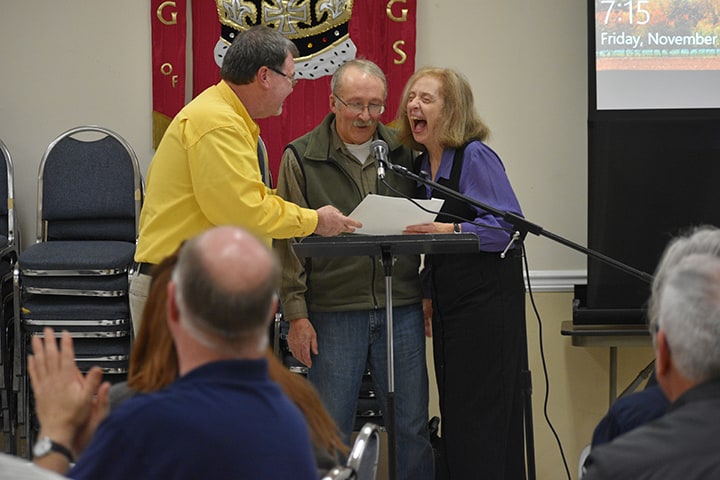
top-left (403, 222), bottom-right (454, 234)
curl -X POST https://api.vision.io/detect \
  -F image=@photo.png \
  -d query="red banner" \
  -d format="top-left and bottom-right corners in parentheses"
top-left (190, 0), bottom-right (220, 98)
top-left (150, 0), bottom-right (187, 148)
top-left (153, 0), bottom-right (416, 183)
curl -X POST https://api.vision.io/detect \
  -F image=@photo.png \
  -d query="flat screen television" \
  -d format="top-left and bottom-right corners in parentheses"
top-left (579, 0), bottom-right (720, 325)
top-left (590, 0), bottom-right (720, 113)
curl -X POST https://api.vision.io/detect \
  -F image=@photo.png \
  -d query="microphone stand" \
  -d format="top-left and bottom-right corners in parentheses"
top-left (387, 163), bottom-right (653, 283)
top-left (385, 161), bottom-right (653, 480)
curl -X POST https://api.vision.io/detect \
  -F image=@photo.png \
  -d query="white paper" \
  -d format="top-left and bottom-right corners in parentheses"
top-left (348, 194), bottom-right (444, 235)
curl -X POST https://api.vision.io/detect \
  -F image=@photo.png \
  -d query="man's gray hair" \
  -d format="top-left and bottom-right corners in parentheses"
top-left (657, 254), bottom-right (720, 382)
top-left (648, 225), bottom-right (720, 331)
top-left (331, 58), bottom-right (387, 100)
top-left (221, 25), bottom-right (299, 85)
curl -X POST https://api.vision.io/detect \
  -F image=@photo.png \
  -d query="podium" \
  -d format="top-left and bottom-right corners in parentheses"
top-left (293, 233), bottom-right (479, 480)
top-left (293, 233), bottom-right (480, 258)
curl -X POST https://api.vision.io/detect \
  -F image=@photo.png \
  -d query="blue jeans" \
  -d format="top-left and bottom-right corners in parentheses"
top-left (307, 304), bottom-right (434, 480)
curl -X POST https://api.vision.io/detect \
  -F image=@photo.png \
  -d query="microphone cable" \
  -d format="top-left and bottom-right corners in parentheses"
top-left (523, 247), bottom-right (572, 480)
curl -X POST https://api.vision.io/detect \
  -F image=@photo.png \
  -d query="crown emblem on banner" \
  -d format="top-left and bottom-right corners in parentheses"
top-left (214, 0), bottom-right (357, 79)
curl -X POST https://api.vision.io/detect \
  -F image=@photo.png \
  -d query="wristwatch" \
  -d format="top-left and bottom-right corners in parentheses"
top-left (453, 222), bottom-right (462, 234)
top-left (33, 436), bottom-right (74, 463)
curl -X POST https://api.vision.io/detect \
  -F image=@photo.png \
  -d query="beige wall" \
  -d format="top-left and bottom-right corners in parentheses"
top-left (522, 292), bottom-right (654, 479)
top-left (416, 1), bottom-right (590, 274)
top-left (0, 2), bottom-right (655, 479)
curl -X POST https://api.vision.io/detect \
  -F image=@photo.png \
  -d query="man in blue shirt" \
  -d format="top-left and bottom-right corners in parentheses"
top-left (28, 226), bottom-right (317, 479)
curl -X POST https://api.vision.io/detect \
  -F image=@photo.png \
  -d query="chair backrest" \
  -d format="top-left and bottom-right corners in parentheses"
top-left (578, 443), bottom-right (591, 479)
top-left (321, 466), bottom-right (354, 480)
top-left (347, 422), bottom-right (381, 480)
top-left (257, 136), bottom-right (270, 187)
top-left (37, 126), bottom-right (142, 243)
top-left (0, 138), bottom-right (16, 245)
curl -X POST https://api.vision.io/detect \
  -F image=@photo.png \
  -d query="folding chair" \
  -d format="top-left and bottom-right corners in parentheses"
top-left (321, 422), bottom-right (382, 480)
top-left (13, 126), bottom-right (143, 455)
top-left (322, 466), bottom-right (355, 480)
top-left (347, 422), bottom-right (381, 480)
top-left (0, 138), bottom-right (18, 453)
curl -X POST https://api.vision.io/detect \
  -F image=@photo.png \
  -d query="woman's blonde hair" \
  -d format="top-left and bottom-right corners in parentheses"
top-left (396, 67), bottom-right (490, 151)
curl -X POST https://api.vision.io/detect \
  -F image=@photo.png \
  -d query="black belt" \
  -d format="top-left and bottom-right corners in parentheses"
top-left (137, 262), bottom-right (155, 275)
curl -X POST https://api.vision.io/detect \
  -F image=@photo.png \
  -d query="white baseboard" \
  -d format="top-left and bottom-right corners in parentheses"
top-left (524, 270), bottom-right (586, 292)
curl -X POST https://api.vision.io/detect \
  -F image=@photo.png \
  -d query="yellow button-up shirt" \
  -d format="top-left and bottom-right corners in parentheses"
top-left (135, 81), bottom-right (317, 263)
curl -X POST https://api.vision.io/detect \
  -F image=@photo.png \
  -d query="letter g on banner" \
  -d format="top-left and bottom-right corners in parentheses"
top-left (387, 0), bottom-right (408, 22)
top-left (157, 1), bottom-right (178, 26)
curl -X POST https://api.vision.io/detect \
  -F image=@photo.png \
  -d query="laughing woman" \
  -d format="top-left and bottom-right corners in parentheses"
top-left (398, 67), bottom-right (527, 480)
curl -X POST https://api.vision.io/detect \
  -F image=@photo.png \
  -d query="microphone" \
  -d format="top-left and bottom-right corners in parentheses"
top-left (371, 139), bottom-right (389, 180)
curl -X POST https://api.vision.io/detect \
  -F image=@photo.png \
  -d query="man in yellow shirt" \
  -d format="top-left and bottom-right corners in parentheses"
top-left (130, 26), bottom-right (360, 330)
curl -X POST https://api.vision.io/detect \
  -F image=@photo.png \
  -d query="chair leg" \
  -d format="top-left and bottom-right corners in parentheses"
top-left (273, 312), bottom-right (282, 359)
top-left (15, 331), bottom-right (32, 459)
top-left (11, 271), bottom-right (21, 394)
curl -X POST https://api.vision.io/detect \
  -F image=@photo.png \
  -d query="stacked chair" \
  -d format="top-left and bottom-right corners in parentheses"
top-left (0, 138), bottom-right (19, 453)
top-left (274, 315), bottom-right (385, 431)
top-left (13, 126), bottom-right (143, 455)
top-left (355, 375), bottom-right (384, 431)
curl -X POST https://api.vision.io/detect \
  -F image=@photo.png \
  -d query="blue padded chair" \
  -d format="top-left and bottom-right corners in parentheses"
top-left (0, 138), bottom-right (18, 453)
top-left (13, 126), bottom-right (143, 455)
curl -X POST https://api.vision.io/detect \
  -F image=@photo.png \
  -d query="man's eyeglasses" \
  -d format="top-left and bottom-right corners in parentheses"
top-left (267, 66), bottom-right (298, 87)
top-left (334, 94), bottom-right (385, 116)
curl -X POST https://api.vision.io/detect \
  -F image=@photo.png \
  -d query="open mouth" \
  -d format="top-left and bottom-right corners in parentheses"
top-left (411, 118), bottom-right (427, 133)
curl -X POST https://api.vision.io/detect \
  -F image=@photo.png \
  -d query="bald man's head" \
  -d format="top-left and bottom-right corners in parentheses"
top-left (172, 226), bottom-right (279, 344)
